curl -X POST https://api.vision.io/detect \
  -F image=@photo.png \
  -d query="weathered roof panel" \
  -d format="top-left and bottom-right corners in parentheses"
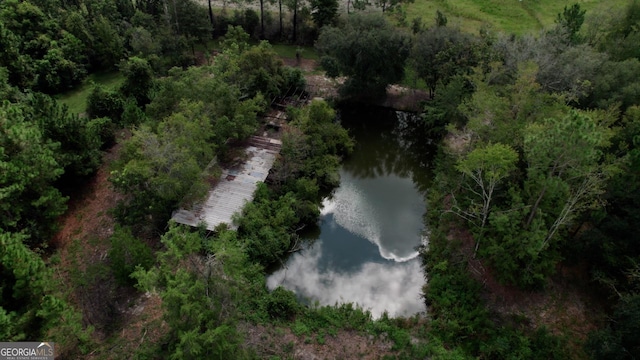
top-left (172, 137), bottom-right (281, 231)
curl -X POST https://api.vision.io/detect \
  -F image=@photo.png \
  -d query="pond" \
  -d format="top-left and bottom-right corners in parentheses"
top-left (267, 105), bottom-right (434, 318)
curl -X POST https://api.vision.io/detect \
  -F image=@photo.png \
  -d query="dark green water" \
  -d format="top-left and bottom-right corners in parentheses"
top-left (267, 106), bottom-right (433, 318)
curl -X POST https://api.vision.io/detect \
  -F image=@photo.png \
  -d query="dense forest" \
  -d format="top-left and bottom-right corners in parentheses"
top-left (1, 0), bottom-right (640, 358)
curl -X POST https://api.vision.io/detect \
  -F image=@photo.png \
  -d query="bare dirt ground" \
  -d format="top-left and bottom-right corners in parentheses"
top-left (381, 84), bottom-right (430, 112)
top-left (282, 57), bottom-right (318, 73)
top-left (282, 57), bottom-right (343, 100)
top-left (52, 137), bottom-right (124, 250)
top-left (86, 291), bottom-right (167, 360)
top-left (242, 323), bottom-right (396, 360)
top-left (52, 131), bottom-right (168, 358)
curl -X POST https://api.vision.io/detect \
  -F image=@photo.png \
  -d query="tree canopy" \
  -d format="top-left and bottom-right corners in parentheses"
top-left (3, 0), bottom-right (640, 358)
top-left (316, 13), bottom-right (410, 98)
top-left (411, 26), bottom-right (478, 97)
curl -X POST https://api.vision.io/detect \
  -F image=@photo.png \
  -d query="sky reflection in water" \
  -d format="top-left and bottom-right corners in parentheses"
top-left (267, 169), bottom-right (427, 318)
top-left (322, 170), bottom-right (426, 262)
top-left (267, 240), bottom-right (425, 318)
top-left (267, 108), bottom-right (430, 318)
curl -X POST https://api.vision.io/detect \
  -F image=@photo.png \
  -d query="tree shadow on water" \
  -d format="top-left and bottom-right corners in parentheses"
top-left (338, 105), bottom-right (437, 193)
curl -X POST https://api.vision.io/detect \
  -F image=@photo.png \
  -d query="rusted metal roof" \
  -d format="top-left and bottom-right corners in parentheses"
top-left (171, 136), bottom-right (282, 230)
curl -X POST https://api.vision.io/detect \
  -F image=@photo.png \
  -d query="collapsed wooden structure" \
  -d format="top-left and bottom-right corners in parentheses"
top-left (172, 84), bottom-right (318, 231)
top-left (171, 135), bottom-right (282, 230)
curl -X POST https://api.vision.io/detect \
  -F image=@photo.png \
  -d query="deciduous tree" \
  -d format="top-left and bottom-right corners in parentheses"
top-left (411, 26), bottom-right (478, 97)
top-left (317, 14), bottom-right (410, 98)
top-left (120, 56), bottom-right (154, 107)
top-left (484, 110), bottom-right (616, 286)
top-left (111, 102), bottom-right (215, 226)
top-left (455, 143), bottom-right (518, 253)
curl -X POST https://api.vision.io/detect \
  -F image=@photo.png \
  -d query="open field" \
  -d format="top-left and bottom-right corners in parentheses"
top-left (394, 0), bottom-right (628, 35)
top-left (203, 0), bottom-right (630, 35)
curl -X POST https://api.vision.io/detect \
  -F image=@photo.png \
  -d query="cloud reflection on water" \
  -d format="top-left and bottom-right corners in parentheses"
top-left (320, 170), bottom-right (426, 262)
top-left (268, 121), bottom-right (428, 318)
top-left (267, 240), bottom-right (425, 318)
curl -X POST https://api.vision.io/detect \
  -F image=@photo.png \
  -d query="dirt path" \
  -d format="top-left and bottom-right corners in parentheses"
top-left (52, 132), bottom-right (168, 357)
top-left (52, 138), bottom-right (123, 250)
top-left (282, 57), bottom-right (318, 73)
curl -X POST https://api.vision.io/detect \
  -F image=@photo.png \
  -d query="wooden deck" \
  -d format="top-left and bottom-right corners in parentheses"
top-left (171, 136), bottom-right (282, 230)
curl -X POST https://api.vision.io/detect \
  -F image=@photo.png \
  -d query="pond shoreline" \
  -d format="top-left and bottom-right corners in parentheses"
top-left (304, 73), bottom-right (430, 113)
top-left (267, 105), bottom-right (430, 318)
top-left (288, 57), bottom-right (429, 113)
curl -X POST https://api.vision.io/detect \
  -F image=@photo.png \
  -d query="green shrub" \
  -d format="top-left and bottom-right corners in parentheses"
top-left (586, 294), bottom-right (640, 359)
top-left (266, 287), bottom-right (300, 320)
top-left (108, 225), bottom-right (155, 286)
top-left (87, 116), bottom-right (116, 149)
top-left (119, 56), bottom-right (153, 107)
top-left (282, 67), bottom-right (306, 95)
top-left (86, 85), bottom-right (124, 123)
top-left (235, 184), bottom-right (302, 266)
top-left (529, 326), bottom-right (567, 359)
top-left (291, 320), bottom-right (310, 336)
top-left (121, 97), bottom-right (147, 126)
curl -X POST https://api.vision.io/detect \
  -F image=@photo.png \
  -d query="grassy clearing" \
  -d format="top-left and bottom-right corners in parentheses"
top-left (404, 0), bottom-right (629, 35)
top-left (58, 41), bottom-right (316, 116)
top-left (57, 71), bottom-right (125, 115)
top-left (271, 43), bottom-right (319, 60)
